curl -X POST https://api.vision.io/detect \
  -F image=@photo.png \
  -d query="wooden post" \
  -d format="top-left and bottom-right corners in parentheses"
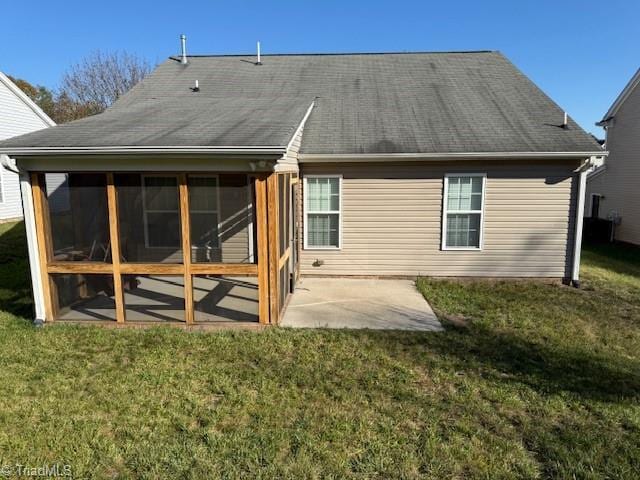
top-left (267, 173), bottom-right (280, 324)
top-left (106, 173), bottom-right (126, 323)
top-left (30, 173), bottom-right (57, 322)
top-left (179, 174), bottom-right (194, 324)
top-left (254, 175), bottom-right (270, 324)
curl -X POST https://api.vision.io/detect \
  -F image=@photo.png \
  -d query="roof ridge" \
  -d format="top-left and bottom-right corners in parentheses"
top-left (168, 50), bottom-right (497, 60)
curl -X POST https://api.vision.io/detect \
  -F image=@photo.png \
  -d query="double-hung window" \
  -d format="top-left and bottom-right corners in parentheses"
top-left (442, 174), bottom-right (485, 250)
top-left (304, 176), bottom-right (341, 249)
top-left (142, 175), bottom-right (181, 248)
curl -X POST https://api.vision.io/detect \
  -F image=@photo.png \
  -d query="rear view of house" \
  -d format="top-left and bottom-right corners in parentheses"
top-left (0, 72), bottom-right (55, 222)
top-left (587, 68), bottom-right (640, 244)
top-left (0, 48), bottom-right (604, 327)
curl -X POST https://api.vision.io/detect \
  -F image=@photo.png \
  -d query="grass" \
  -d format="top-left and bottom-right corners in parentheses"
top-left (0, 220), bottom-right (639, 478)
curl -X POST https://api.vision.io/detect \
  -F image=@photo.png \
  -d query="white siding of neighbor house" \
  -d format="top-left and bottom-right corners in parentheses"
top-left (586, 80), bottom-right (640, 245)
top-left (0, 73), bottom-right (54, 221)
top-left (299, 160), bottom-right (579, 278)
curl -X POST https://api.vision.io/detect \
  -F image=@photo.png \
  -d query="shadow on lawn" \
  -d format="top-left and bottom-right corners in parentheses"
top-left (583, 241), bottom-right (640, 278)
top-left (0, 221), bottom-right (34, 319)
top-left (382, 323), bottom-right (640, 403)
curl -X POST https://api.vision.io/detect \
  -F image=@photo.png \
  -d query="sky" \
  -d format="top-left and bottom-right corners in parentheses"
top-left (1, 1), bottom-right (637, 137)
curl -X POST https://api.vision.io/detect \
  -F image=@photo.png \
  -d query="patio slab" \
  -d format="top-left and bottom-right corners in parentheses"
top-left (281, 278), bottom-right (442, 331)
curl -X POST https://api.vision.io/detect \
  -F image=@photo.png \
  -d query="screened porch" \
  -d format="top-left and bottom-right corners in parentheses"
top-left (30, 170), bottom-right (297, 326)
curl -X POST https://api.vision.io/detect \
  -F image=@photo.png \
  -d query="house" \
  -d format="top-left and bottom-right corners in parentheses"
top-left (586, 68), bottom-right (640, 244)
top-left (0, 48), bottom-right (604, 326)
top-left (0, 72), bottom-right (55, 222)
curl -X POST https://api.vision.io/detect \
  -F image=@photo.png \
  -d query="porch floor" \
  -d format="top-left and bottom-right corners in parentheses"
top-left (281, 278), bottom-right (442, 331)
top-left (57, 275), bottom-right (259, 323)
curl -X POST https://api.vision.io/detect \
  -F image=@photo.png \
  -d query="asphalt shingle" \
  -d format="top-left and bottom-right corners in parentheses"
top-left (0, 51), bottom-right (601, 154)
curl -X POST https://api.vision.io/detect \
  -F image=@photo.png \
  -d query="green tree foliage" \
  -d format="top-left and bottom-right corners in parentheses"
top-left (7, 75), bottom-right (56, 121)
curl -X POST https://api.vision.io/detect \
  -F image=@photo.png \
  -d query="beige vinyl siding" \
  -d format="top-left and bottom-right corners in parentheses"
top-left (300, 160), bottom-right (578, 278)
top-left (586, 82), bottom-right (640, 244)
top-left (219, 174), bottom-right (252, 263)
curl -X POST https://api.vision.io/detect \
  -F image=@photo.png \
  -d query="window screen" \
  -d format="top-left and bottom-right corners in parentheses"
top-left (305, 176), bottom-right (340, 248)
top-left (443, 175), bottom-right (484, 249)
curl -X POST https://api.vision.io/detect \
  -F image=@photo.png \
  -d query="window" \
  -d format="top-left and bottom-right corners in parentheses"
top-left (591, 194), bottom-right (601, 218)
top-left (189, 175), bottom-right (220, 250)
top-left (304, 176), bottom-right (341, 249)
top-left (142, 175), bottom-right (181, 248)
top-left (442, 174), bottom-right (485, 250)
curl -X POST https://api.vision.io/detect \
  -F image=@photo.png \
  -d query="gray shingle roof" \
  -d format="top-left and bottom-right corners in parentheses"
top-left (0, 51), bottom-right (601, 154)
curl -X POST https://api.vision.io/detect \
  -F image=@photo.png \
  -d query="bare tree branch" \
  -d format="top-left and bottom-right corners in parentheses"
top-left (60, 50), bottom-right (152, 113)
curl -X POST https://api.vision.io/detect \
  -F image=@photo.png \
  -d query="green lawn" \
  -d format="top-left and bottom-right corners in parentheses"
top-left (0, 221), bottom-right (639, 479)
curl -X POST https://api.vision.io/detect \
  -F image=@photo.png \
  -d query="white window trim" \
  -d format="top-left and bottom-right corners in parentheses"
top-left (441, 173), bottom-right (486, 251)
top-left (303, 174), bottom-right (342, 250)
top-left (189, 174), bottom-right (221, 250)
top-left (142, 174), bottom-right (181, 249)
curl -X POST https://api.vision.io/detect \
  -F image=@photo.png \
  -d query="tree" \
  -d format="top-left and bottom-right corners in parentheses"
top-left (51, 92), bottom-right (103, 124)
top-left (8, 51), bottom-right (152, 124)
top-left (7, 75), bottom-right (56, 120)
top-left (60, 50), bottom-right (152, 113)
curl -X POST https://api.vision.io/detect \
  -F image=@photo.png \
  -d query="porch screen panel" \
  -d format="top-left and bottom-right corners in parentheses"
top-left (123, 275), bottom-right (185, 322)
top-left (278, 174), bottom-right (291, 257)
top-left (277, 174), bottom-right (292, 315)
top-left (115, 174), bottom-right (183, 263)
top-left (189, 174), bottom-right (255, 263)
top-left (51, 273), bottom-right (116, 321)
top-left (193, 275), bottom-right (258, 322)
top-left (44, 173), bottom-right (111, 262)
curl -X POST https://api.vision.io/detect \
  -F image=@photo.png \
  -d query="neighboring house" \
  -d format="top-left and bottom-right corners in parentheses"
top-left (0, 72), bottom-right (55, 222)
top-left (586, 68), bottom-right (640, 244)
top-left (0, 50), bottom-right (604, 326)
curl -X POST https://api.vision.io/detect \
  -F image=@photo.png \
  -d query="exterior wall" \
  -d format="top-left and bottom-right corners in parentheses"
top-left (275, 124), bottom-right (304, 173)
top-left (586, 83), bottom-right (640, 244)
top-left (299, 160), bottom-right (579, 278)
top-left (0, 74), bottom-right (54, 220)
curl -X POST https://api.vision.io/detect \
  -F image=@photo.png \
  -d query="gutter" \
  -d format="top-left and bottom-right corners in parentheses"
top-left (571, 157), bottom-right (597, 288)
top-left (0, 145), bottom-right (288, 156)
top-left (299, 151), bottom-right (607, 162)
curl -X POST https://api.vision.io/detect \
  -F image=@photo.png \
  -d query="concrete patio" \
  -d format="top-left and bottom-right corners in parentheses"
top-left (281, 278), bottom-right (442, 331)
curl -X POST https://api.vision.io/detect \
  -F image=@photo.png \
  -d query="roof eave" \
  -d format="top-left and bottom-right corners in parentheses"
top-left (298, 151), bottom-right (608, 163)
top-left (0, 145), bottom-right (288, 156)
top-left (599, 67), bottom-right (640, 123)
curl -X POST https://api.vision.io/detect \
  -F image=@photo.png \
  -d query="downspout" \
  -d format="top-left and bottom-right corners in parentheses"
top-left (5, 155), bottom-right (47, 325)
top-left (571, 157), bottom-right (595, 288)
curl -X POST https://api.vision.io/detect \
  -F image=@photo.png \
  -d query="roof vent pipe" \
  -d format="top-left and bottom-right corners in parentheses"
top-left (180, 34), bottom-right (188, 65)
top-left (256, 41), bottom-right (262, 65)
top-left (562, 111), bottom-right (568, 129)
